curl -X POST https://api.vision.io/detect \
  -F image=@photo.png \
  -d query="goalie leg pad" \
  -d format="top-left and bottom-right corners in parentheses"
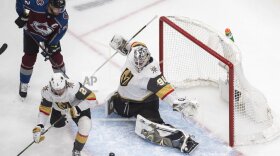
top-left (135, 115), bottom-right (198, 153)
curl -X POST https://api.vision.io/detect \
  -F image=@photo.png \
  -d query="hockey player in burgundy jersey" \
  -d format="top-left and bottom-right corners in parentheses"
top-left (106, 35), bottom-right (199, 154)
top-left (15, 0), bottom-right (68, 99)
top-left (33, 73), bottom-right (97, 156)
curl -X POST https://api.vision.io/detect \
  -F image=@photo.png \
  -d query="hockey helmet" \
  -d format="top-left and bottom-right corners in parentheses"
top-left (49, 0), bottom-right (66, 13)
top-left (131, 42), bottom-right (151, 72)
top-left (49, 73), bottom-right (67, 96)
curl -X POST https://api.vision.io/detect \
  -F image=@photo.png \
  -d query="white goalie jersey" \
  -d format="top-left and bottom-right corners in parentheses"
top-left (117, 52), bottom-right (176, 103)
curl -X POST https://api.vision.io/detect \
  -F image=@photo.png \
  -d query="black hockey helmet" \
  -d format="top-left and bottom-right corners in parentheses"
top-left (49, 0), bottom-right (66, 9)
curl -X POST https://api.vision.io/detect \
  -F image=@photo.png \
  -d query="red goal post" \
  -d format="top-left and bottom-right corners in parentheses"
top-left (159, 16), bottom-right (280, 146)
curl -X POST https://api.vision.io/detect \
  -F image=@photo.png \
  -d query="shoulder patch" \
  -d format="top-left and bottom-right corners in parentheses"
top-left (120, 68), bottom-right (134, 86)
top-left (36, 0), bottom-right (44, 6)
top-left (42, 85), bottom-right (49, 92)
top-left (63, 12), bottom-right (69, 19)
top-left (67, 82), bottom-right (75, 88)
top-left (62, 25), bottom-right (68, 31)
top-left (150, 66), bottom-right (158, 74)
top-left (25, 0), bottom-right (31, 5)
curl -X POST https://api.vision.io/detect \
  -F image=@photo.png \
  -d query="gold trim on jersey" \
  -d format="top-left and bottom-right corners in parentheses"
top-left (120, 68), bottom-right (134, 86)
top-left (86, 92), bottom-right (96, 100)
top-left (75, 132), bottom-right (88, 144)
top-left (39, 105), bottom-right (51, 115)
top-left (156, 84), bottom-right (174, 99)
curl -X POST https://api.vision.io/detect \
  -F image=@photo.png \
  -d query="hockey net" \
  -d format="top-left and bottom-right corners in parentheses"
top-left (159, 16), bottom-right (280, 146)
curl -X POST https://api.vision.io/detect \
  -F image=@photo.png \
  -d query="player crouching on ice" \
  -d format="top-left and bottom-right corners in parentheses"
top-left (32, 73), bottom-right (97, 156)
top-left (106, 35), bottom-right (199, 154)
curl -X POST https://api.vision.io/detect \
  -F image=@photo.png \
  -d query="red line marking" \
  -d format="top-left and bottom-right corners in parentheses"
top-left (80, 0), bottom-right (166, 37)
top-left (66, 0), bottom-right (165, 71)
top-left (67, 30), bottom-right (121, 68)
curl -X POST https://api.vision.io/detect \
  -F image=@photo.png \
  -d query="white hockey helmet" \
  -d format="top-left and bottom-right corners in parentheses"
top-left (131, 42), bottom-right (150, 72)
top-left (49, 73), bottom-right (67, 96)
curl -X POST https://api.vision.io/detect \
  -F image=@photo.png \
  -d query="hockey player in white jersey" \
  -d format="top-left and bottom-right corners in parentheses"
top-left (32, 73), bottom-right (97, 156)
top-left (106, 35), bottom-right (199, 154)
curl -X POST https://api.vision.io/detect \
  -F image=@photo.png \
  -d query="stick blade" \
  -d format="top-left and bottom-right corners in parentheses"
top-left (0, 43), bottom-right (8, 55)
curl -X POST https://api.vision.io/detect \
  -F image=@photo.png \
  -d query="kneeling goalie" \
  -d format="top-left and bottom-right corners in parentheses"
top-left (106, 35), bottom-right (199, 154)
top-left (32, 73), bottom-right (97, 156)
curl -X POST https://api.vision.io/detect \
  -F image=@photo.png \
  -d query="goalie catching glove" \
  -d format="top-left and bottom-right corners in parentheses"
top-left (32, 124), bottom-right (45, 143)
top-left (109, 35), bottom-right (131, 56)
top-left (173, 98), bottom-right (199, 117)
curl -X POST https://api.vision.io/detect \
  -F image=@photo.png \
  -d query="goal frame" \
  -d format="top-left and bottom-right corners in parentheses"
top-left (159, 16), bottom-right (235, 147)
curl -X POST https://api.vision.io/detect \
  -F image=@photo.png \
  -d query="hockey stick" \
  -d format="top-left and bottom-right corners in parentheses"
top-left (17, 114), bottom-right (66, 156)
top-left (0, 43), bottom-right (8, 55)
top-left (24, 31), bottom-right (69, 78)
top-left (86, 15), bottom-right (158, 84)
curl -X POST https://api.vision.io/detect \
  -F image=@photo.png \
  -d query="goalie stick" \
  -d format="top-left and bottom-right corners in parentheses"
top-left (17, 114), bottom-right (66, 156)
top-left (0, 43), bottom-right (8, 55)
top-left (86, 15), bottom-right (158, 84)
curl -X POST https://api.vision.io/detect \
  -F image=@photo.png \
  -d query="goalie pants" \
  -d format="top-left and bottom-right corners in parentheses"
top-left (112, 93), bottom-right (164, 124)
top-left (50, 108), bottom-right (91, 151)
top-left (20, 32), bottom-right (65, 83)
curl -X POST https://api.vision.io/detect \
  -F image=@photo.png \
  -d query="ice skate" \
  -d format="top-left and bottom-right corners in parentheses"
top-left (19, 82), bottom-right (28, 100)
top-left (72, 149), bottom-right (81, 156)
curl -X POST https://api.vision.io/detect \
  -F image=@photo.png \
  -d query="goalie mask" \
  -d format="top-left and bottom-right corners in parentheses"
top-left (131, 42), bottom-right (151, 72)
top-left (49, 73), bottom-right (67, 96)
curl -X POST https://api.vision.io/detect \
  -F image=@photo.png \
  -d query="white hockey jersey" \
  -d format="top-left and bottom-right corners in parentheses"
top-left (117, 52), bottom-right (175, 103)
top-left (38, 79), bottom-right (96, 125)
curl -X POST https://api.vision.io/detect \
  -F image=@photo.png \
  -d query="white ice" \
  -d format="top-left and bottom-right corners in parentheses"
top-left (1, 0), bottom-right (280, 156)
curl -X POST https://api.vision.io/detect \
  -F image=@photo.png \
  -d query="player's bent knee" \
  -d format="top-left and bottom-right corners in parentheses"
top-left (78, 116), bottom-right (92, 135)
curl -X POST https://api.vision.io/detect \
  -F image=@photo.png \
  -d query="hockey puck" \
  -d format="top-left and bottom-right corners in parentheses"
top-left (109, 152), bottom-right (115, 156)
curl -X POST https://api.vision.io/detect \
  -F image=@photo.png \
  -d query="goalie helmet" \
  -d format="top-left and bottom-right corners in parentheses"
top-left (49, 73), bottom-right (67, 96)
top-left (131, 42), bottom-right (151, 72)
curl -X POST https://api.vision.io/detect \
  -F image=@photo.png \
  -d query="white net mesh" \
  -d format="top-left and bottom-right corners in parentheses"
top-left (160, 16), bottom-right (280, 146)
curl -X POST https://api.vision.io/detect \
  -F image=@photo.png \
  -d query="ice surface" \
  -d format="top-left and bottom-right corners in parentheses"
top-left (1, 0), bottom-right (280, 155)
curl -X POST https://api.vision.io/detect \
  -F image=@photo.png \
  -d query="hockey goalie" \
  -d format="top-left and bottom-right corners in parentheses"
top-left (105, 35), bottom-right (199, 154)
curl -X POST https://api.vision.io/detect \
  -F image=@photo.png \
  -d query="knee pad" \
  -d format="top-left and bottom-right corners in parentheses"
top-left (78, 116), bottom-right (92, 136)
top-left (51, 52), bottom-right (64, 68)
top-left (21, 53), bottom-right (37, 68)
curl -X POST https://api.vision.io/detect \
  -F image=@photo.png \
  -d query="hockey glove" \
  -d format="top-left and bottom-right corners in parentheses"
top-left (32, 124), bottom-right (45, 143)
top-left (41, 44), bottom-right (61, 61)
top-left (173, 98), bottom-right (199, 117)
top-left (15, 9), bottom-right (30, 28)
top-left (70, 106), bottom-right (81, 118)
top-left (109, 35), bottom-right (130, 56)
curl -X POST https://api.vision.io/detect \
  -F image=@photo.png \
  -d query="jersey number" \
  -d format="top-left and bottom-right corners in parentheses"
top-left (157, 76), bottom-right (167, 86)
top-left (79, 87), bottom-right (88, 95)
